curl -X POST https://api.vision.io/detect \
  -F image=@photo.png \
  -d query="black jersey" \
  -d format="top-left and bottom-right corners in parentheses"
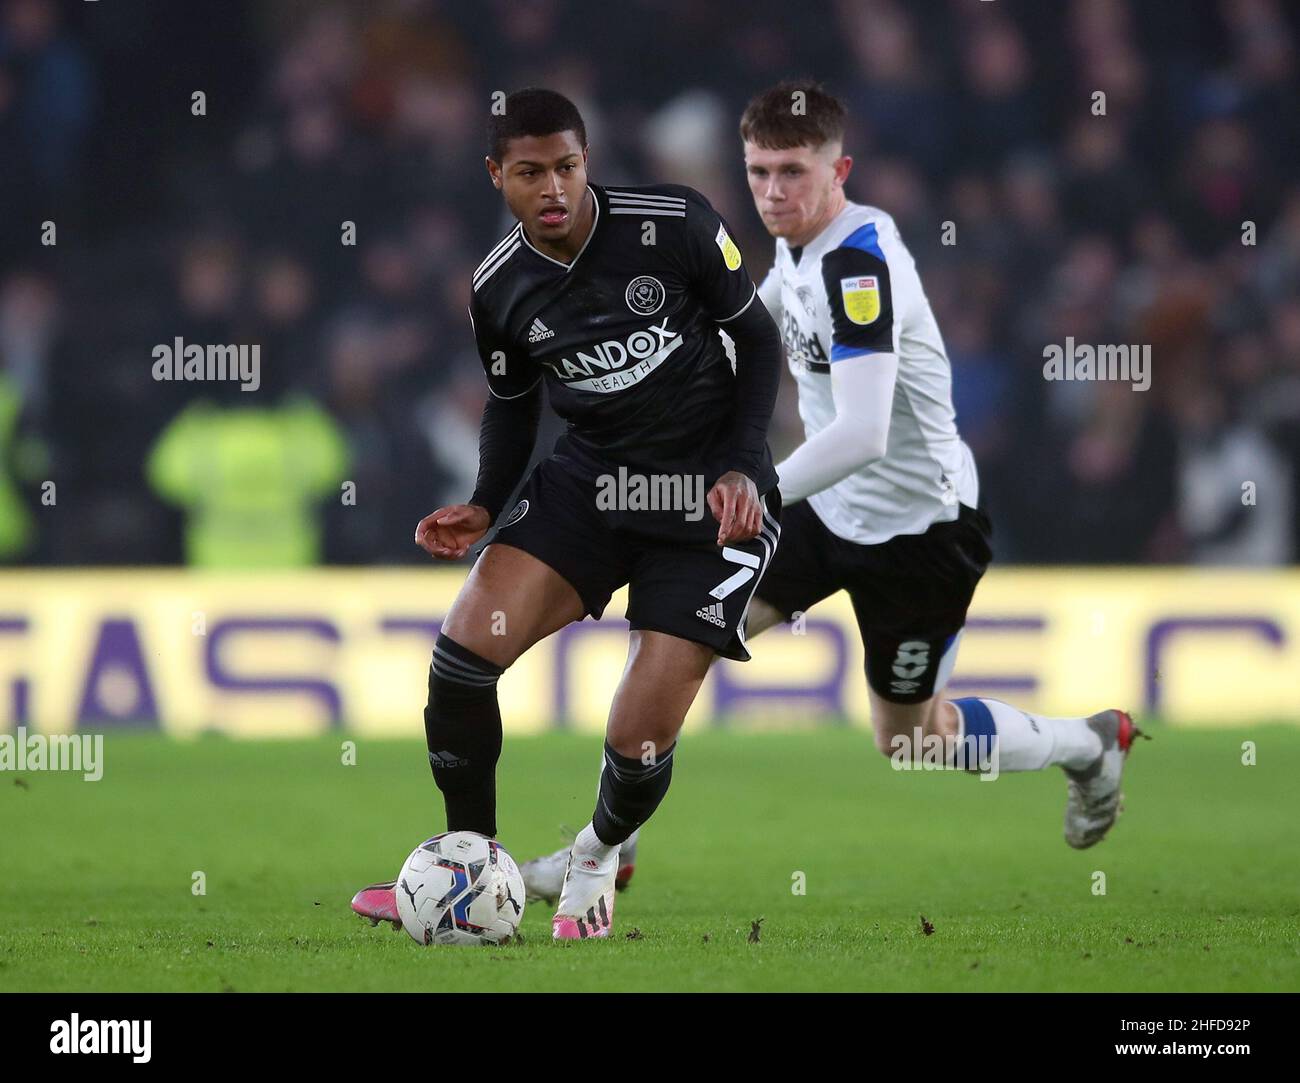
top-left (467, 183), bottom-right (777, 492)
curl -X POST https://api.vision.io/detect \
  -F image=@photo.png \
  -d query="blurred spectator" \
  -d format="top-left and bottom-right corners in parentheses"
top-left (1176, 373), bottom-right (1292, 563)
top-left (147, 395), bottom-right (349, 567)
top-left (0, 0), bottom-right (93, 212)
top-left (4, 0), bottom-right (1298, 567)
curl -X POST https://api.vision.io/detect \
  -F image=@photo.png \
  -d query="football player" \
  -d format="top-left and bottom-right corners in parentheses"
top-left (520, 80), bottom-right (1142, 904)
top-left (351, 87), bottom-right (783, 939)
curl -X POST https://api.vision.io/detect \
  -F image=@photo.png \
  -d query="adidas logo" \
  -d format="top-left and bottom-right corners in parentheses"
top-left (695, 601), bottom-right (726, 628)
top-left (428, 749), bottom-right (468, 768)
top-left (527, 318), bottom-right (555, 343)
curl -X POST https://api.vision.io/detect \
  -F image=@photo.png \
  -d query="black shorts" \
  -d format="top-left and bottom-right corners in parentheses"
top-left (754, 501), bottom-right (993, 703)
top-left (492, 454), bottom-right (782, 662)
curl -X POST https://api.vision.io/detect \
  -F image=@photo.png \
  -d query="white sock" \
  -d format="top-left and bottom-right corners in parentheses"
top-left (1041, 714), bottom-right (1104, 770)
top-left (951, 698), bottom-right (1101, 772)
top-left (573, 822), bottom-right (618, 866)
top-left (619, 828), bottom-right (639, 859)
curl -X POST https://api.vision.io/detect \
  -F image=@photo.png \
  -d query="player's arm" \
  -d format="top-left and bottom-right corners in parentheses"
top-left (682, 190), bottom-right (783, 543)
top-left (466, 379), bottom-right (542, 519)
top-left (774, 232), bottom-right (897, 503)
top-left (415, 299), bottom-right (542, 559)
top-left (718, 295), bottom-right (782, 488)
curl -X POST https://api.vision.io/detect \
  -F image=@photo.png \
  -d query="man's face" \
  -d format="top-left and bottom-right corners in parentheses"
top-left (488, 131), bottom-right (589, 243)
top-left (743, 140), bottom-right (850, 245)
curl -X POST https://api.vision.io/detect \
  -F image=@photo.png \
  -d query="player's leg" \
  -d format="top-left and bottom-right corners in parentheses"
top-left (519, 595), bottom-right (788, 904)
top-left (552, 630), bottom-right (714, 939)
top-left (423, 456), bottom-right (628, 840)
top-left (855, 506), bottom-right (1142, 848)
top-left (865, 659), bottom-right (1141, 848)
top-left (867, 664), bottom-right (1118, 776)
top-left (426, 541), bottom-right (587, 835)
top-left (523, 500), bottom-right (822, 908)
top-left (743, 595), bottom-right (787, 637)
top-left (350, 543), bottom-right (587, 926)
top-left (550, 490), bottom-right (781, 938)
top-left (354, 459), bottom-right (628, 926)
top-left (859, 631), bottom-right (965, 760)
top-left (741, 500), bottom-right (840, 641)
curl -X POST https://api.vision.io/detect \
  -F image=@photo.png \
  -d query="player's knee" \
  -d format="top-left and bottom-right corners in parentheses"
top-left (867, 693), bottom-right (935, 760)
top-left (426, 633), bottom-right (505, 714)
top-left (607, 731), bottom-right (673, 762)
top-left (606, 705), bottom-right (684, 761)
top-left (437, 612), bottom-right (518, 671)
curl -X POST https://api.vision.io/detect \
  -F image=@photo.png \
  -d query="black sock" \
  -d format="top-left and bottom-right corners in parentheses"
top-left (591, 740), bottom-right (676, 846)
top-left (425, 634), bottom-right (505, 837)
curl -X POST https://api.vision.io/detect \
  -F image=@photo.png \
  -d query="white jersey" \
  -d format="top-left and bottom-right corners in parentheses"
top-left (758, 201), bottom-right (978, 544)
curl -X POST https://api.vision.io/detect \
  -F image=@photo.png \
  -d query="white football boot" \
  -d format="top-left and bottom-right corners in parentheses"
top-left (520, 847), bottom-right (569, 904)
top-left (551, 828), bottom-right (620, 940)
top-left (522, 831), bottom-right (637, 904)
top-left (1063, 709), bottom-right (1143, 849)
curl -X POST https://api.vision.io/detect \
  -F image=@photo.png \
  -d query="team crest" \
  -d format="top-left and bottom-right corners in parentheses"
top-left (625, 275), bottom-right (665, 315)
top-left (840, 275), bottom-right (880, 325)
top-left (504, 499), bottom-right (529, 526)
top-left (715, 224), bottom-right (742, 270)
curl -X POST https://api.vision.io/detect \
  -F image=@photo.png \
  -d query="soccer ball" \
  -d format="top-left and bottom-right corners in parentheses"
top-left (395, 831), bottom-right (526, 946)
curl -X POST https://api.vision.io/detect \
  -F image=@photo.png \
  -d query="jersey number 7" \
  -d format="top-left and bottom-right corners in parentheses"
top-left (709, 547), bottom-right (762, 600)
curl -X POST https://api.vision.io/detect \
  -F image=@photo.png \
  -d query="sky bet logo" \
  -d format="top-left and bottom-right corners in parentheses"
top-left (542, 320), bottom-right (681, 394)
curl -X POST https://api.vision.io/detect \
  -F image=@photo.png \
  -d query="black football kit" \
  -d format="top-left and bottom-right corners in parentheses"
top-left (465, 183), bottom-right (783, 661)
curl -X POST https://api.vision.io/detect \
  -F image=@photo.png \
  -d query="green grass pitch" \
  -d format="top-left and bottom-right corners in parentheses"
top-left (2, 725), bottom-right (1298, 992)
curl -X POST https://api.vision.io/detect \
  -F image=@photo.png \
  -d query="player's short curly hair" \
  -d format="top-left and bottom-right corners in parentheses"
top-left (739, 80), bottom-right (847, 150)
top-left (487, 87), bottom-right (588, 162)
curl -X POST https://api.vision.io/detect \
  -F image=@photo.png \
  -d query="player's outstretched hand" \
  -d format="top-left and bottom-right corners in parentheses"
top-left (415, 505), bottom-right (491, 560)
top-left (707, 471), bottom-right (761, 546)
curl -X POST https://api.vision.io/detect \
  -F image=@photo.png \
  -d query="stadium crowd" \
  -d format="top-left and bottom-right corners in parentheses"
top-left (2, 0), bottom-right (1298, 566)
